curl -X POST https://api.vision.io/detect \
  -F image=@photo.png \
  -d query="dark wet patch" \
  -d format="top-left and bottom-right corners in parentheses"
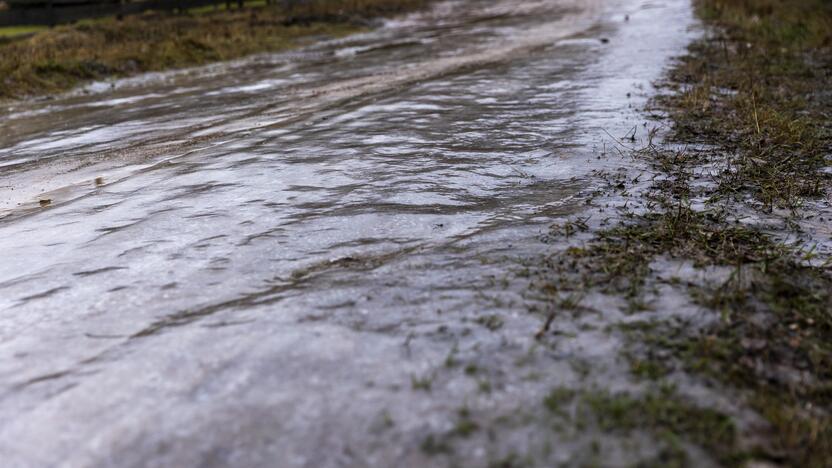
top-left (17, 286), bottom-right (69, 305)
top-left (73, 266), bottom-right (128, 277)
top-left (84, 332), bottom-right (128, 339)
top-left (11, 370), bottom-right (73, 391)
top-left (200, 319), bottom-right (257, 328)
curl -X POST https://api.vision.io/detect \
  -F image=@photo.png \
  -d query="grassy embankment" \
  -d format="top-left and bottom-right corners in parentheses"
top-left (0, 0), bottom-right (428, 99)
top-left (0, 25), bottom-right (47, 38)
top-left (539, 0), bottom-right (831, 465)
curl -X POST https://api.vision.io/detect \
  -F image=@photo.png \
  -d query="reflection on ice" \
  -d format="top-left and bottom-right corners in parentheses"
top-left (0, 0), bottom-right (696, 465)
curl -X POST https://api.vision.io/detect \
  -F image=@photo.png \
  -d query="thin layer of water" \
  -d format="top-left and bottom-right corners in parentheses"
top-left (0, 0), bottom-right (697, 466)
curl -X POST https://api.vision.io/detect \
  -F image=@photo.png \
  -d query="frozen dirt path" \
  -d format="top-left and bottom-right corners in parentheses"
top-left (0, 0), bottom-right (696, 466)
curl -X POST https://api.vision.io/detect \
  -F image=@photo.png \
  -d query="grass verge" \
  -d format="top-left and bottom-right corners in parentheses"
top-left (540, 0), bottom-right (832, 465)
top-left (0, 25), bottom-right (47, 39)
top-left (0, 0), bottom-right (429, 99)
